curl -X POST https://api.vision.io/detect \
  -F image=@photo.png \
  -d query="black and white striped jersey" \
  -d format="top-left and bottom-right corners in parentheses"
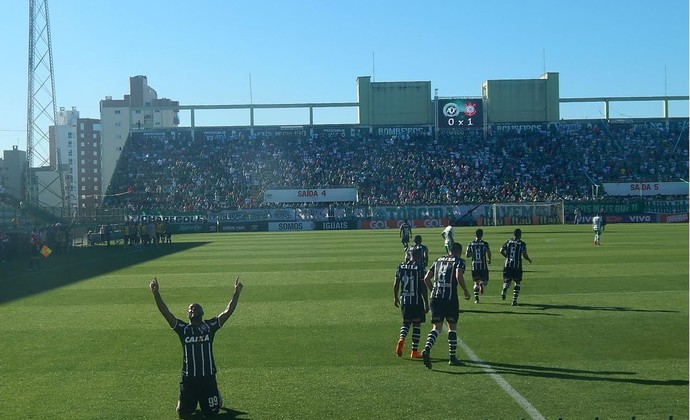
top-left (466, 239), bottom-right (491, 271)
top-left (409, 244), bottom-right (429, 271)
top-left (500, 239), bottom-right (528, 270)
top-left (395, 260), bottom-right (426, 306)
top-left (173, 317), bottom-right (222, 378)
top-left (428, 255), bottom-right (466, 300)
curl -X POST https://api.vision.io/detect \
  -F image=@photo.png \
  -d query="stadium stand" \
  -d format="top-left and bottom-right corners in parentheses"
top-left (2, 122), bottom-right (687, 264)
top-left (103, 123), bottom-right (688, 211)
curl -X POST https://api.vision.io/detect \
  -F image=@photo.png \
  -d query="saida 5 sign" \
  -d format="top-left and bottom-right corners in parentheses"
top-left (437, 98), bottom-right (483, 128)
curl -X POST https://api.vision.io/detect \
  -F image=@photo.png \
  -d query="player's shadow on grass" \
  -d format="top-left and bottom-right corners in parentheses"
top-left (0, 242), bottom-right (209, 305)
top-left (517, 302), bottom-right (679, 313)
top-left (462, 360), bottom-right (689, 386)
top-left (464, 303), bottom-right (678, 314)
top-left (463, 308), bottom-right (562, 316)
top-left (187, 407), bottom-right (251, 419)
top-left (532, 230), bottom-right (615, 235)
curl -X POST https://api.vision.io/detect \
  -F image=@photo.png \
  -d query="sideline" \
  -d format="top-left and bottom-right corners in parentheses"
top-left (458, 338), bottom-right (546, 420)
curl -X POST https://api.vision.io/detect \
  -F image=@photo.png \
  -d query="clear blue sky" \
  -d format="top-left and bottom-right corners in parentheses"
top-left (1, 0), bottom-right (688, 153)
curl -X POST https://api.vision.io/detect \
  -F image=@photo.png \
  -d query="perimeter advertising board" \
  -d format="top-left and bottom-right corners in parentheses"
top-left (268, 221), bottom-right (315, 231)
top-left (361, 219), bottom-right (449, 229)
top-left (316, 220), bottom-right (357, 230)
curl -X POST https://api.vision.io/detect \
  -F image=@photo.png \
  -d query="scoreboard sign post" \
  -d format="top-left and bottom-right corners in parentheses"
top-left (436, 98), bottom-right (483, 128)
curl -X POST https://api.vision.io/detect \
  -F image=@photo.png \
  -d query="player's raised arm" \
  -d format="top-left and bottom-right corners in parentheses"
top-left (150, 277), bottom-right (176, 328)
top-left (218, 276), bottom-right (244, 327)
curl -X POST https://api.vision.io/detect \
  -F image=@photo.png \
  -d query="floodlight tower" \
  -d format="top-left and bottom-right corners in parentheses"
top-left (27, 0), bottom-right (66, 216)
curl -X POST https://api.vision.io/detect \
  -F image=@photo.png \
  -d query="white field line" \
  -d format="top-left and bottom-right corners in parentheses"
top-left (536, 290), bottom-right (686, 297)
top-left (458, 338), bottom-right (546, 420)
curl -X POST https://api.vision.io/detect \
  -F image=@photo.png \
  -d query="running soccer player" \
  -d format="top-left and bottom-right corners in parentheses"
top-left (393, 247), bottom-right (428, 359)
top-left (592, 213), bottom-right (602, 245)
top-left (150, 276), bottom-right (243, 419)
top-left (441, 220), bottom-right (455, 254)
top-left (410, 235), bottom-right (429, 271)
top-left (499, 229), bottom-right (532, 306)
top-left (399, 220), bottom-right (412, 252)
top-left (466, 228), bottom-right (491, 303)
top-left (421, 242), bottom-right (472, 369)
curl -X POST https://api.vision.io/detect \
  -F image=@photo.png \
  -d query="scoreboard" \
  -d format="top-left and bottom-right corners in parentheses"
top-left (437, 98), bottom-right (483, 129)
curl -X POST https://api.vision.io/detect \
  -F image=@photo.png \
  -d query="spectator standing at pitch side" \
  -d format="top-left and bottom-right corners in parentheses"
top-left (441, 220), bottom-right (455, 254)
top-left (150, 276), bottom-right (243, 418)
top-left (393, 247), bottom-right (429, 359)
top-left (28, 230), bottom-right (43, 271)
top-left (99, 225), bottom-right (106, 245)
top-left (466, 228), bottom-right (491, 304)
top-left (499, 229), bottom-right (532, 306)
top-left (164, 221), bottom-right (172, 243)
top-left (420, 242), bottom-right (472, 369)
top-left (0, 231), bottom-right (10, 262)
top-left (399, 220), bottom-right (412, 252)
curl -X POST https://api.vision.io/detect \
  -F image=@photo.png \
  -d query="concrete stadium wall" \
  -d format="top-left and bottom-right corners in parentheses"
top-left (482, 73), bottom-right (560, 123)
top-left (357, 76), bottom-right (432, 125)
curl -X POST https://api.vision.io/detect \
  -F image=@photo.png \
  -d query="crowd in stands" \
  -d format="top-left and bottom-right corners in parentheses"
top-left (104, 123), bottom-right (689, 212)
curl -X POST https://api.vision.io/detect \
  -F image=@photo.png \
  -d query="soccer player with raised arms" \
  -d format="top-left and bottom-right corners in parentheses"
top-left (150, 276), bottom-right (243, 419)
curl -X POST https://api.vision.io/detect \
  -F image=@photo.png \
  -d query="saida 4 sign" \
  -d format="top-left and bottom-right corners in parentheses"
top-left (437, 98), bottom-right (483, 128)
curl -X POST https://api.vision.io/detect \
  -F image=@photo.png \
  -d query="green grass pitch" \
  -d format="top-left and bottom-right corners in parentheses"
top-left (0, 223), bottom-right (687, 419)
